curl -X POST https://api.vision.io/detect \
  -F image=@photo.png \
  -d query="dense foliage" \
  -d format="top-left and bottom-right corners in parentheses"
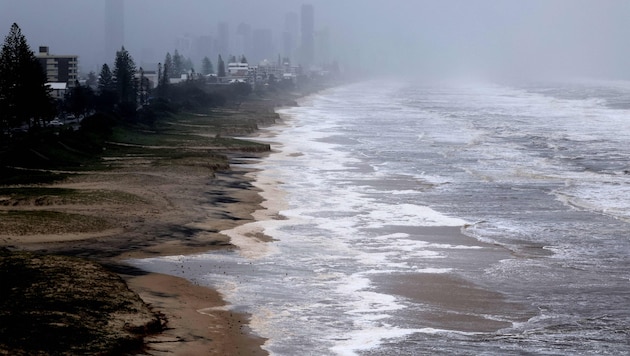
top-left (0, 23), bottom-right (55, 133)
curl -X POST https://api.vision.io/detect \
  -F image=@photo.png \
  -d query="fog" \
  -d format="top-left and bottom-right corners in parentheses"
top-left (1, 0), bottom-right (630, 80)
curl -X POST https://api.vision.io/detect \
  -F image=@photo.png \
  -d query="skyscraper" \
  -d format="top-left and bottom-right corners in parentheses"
top-left (236, 23), bottom-right (253, 59)
top-left (195, 35), bottom-right (215, 62)
top-left (283, 12), bottom-right (299, 62)
top-left (105, 0), bottom-right (124, 58)
top-left (252, 29), bottom-right (274, 63)
top-left (300, 4), bottom-right (314, 67)
top-left (216, 22), bottom-right (230, 57)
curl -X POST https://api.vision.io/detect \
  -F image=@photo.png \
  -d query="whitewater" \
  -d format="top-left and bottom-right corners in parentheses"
top-left (132, 79), bottom-right (630, 355)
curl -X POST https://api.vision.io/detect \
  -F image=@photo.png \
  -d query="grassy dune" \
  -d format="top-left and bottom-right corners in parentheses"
top-left (0, 102), bottom-right (280, 354)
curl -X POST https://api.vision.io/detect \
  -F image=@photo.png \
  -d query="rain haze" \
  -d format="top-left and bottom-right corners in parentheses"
top-left (2, 0), bottom-right (630, 80)
top-left (5, 2), bottom-right (630, 356)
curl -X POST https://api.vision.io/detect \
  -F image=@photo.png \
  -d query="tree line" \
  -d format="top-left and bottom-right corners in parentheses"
top-left (0, 23), bottom-right (146, 133)
top-left (0, 23), bottom-right (257, 140)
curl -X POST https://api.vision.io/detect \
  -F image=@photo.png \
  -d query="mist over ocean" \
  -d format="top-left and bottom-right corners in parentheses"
top-left (133, 79), bottom-right (630, 355)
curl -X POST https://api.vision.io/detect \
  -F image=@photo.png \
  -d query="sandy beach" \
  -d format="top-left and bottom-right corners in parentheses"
top-left (0, 99), bottom-right (290, 355)
top-left (355, 225), bottom-right (531, 333)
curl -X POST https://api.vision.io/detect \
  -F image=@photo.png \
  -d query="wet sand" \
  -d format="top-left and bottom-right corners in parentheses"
top-left (371, 226), bottom-right (535, 333)
top-left (373, 272), bottom-right (532, 332)
top-left (127, 273), bottom-right (266, 355)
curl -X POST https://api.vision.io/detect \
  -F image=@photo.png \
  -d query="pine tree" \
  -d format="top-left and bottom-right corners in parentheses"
top-left (113, 46), bottom-right (137, 106)
top-left (157, 53), bottom-right (172, 99)
top-left (0, 23), bottom-right (54, 130)
top-left (217, 55), bottom-right (226, 77)
top-left (201, 56), bottom-right (214, 75)
top-left (163, 52), bottom-right (172, 81)
top-left (96, 63), bottom-right (116, 110)
top-left (172, 49), bottom-right (183, 77)
top-left (27, 50), bottom-right (55, 127)
top-left (97, 63), bottom-right (114, 94)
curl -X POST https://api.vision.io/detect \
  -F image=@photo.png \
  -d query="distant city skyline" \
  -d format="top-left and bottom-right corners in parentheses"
top-left (133, 3), bottom-right (321, 71)
top-left (3, 0), bottom-right (630, 79)
top-left (112, 2), bottom-right (322, 71)
top-left (215, 22), bottom-right (229, 60)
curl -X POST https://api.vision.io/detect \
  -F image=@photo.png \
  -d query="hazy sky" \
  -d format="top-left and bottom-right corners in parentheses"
top-left (2, 0), bottom-right (630, 80)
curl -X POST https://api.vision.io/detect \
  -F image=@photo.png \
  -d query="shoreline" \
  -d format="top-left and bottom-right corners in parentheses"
top-left (219, 122), bottom-right (290, 260)
top-left (151, 88), bottom-right (539, 354)
top-left (125, 103), bottom-right (312, 354)
top-left (120, 99), bottom-right (313, 354)
top-left (1, 83), bottom-right (539, 354)
top-left (120, 164), bottom-right (273, 356)
top-left (0, 95), bottom-right (304, 354)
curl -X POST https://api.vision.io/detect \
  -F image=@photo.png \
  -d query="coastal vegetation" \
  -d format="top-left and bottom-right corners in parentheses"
top-left (0, 248), bottom-right (164, 355)
top-left (0, 23), bottom-right (292, 184)
top-left (0, 24), bottom-right (55, 134)
top-left (0, 23), bottom-right (315, 355)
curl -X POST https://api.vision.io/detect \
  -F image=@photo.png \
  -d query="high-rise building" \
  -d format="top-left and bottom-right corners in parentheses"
top-left (235, 23), bottom-right (253, 59)
top-left (174, 34), bottom-right (194, 58)
top-left (252, 29), bottom-right (274, 63)
top-left (216, 22), bottom-right (230, 57)
top-left (105, 0), bottom-right (124, 58)
top-left (283, 12), bottom-right (299, 62)
top-left (300, 4), bottom-right (315, 67)
top-left (195, 35), bottom-right (215, 61)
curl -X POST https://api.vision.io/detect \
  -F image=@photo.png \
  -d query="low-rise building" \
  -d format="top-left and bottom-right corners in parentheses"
top-left (46, 82), bottom-right (67, 100)
top-left (255, 59), bottom-right (298, 84)
top-left (228, 62), bottom-right (250, 78)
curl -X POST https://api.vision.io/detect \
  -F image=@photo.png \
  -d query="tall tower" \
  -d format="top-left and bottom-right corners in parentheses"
top-left (283, 12), bottom-right (299, 63)
top-left (236, 23), bottom-right (253, 59)
top-left (216, 22), bottom-right (230, 57)
top-left (252, 29), bottom-right (274, 63)
top-left (300, 4), bottom-right (314, 68)
top-left (105, 0), bottom-right (124, 58)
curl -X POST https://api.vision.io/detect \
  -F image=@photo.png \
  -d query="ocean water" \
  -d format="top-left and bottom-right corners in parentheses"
top-left (132, 79), bottom-right (630, 355)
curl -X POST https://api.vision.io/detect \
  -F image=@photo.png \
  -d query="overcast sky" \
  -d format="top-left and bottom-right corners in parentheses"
top-left (2, 0), bottom-right (630, 80)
